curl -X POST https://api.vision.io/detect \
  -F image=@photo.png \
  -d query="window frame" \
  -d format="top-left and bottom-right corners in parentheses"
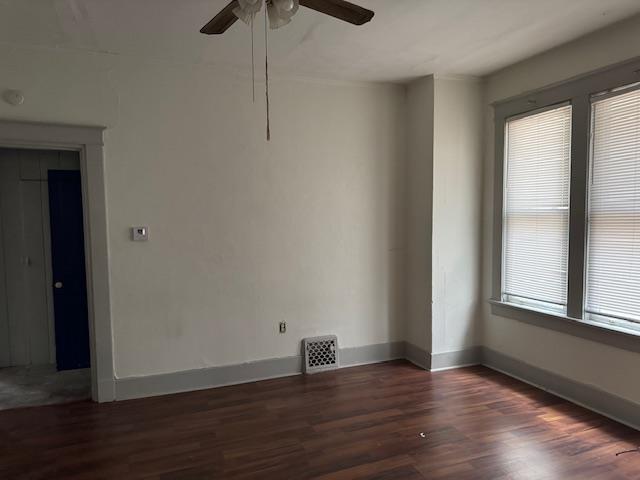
top-left (491, 57), bottom-right (640, 352)
top-left (501, 101), bottom-right (573, 313)
top-left (584, 83), bottom-right (640, 332)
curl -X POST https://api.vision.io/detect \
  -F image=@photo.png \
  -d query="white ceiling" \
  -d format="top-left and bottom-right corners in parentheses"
top-left (1, 0), bottom-right (639, 82)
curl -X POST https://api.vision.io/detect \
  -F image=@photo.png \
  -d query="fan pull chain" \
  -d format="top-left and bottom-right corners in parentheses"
top-left (251, 15), bottom-right (255, 103)
top-left (264, 1), bottom-right (271, 141)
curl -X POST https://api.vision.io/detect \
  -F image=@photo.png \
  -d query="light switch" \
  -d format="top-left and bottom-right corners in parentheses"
top-left (132, 226), bottom-right (149, 241)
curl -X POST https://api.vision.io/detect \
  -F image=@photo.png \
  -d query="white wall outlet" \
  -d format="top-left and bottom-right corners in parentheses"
top-left (279, 321), bottom-right (286, 334)
top-left (131, 226), bottom-right (149, 241)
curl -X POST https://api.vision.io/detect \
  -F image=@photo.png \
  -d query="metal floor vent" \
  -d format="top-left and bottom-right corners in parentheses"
top-left (303, 335), bottom-right (339, 374)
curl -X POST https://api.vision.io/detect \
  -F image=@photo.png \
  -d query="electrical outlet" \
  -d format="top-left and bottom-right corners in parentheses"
top-left (279, 321), bottom-right (286, 334)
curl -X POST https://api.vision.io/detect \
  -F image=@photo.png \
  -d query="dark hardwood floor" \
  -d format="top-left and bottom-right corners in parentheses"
top-left (1, 361), bottom-right (638, 479)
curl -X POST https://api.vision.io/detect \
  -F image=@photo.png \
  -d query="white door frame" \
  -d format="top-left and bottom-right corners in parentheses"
top-left (0, 120), bottom-right (114, 402)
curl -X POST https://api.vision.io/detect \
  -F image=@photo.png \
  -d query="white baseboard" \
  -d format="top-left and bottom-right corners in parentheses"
top-left (482, 347), bottom-right (640, 432)
top-left (115, 341), bottom-right (405, 401)
top-left (112, 342), bottom-right (640, 432)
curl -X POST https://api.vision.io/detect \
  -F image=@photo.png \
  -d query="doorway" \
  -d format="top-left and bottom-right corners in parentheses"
top-left (0, 120), bottom-right (114, 403)
top-left (0, 148), bottom-right (91, 409)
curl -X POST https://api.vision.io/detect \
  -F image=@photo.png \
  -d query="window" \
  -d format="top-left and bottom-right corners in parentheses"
top-left (492, 59), bottom-right (640, 340)
top-left (586, 86), bottom-right (640, 328)
top-left (503, 105), bottom-right (572, 312)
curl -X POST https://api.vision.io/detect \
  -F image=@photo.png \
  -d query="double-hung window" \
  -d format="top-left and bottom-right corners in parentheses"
top-left (493, 60), bottom-right (640, 338)
top-left (586, 87), bottom-right (640, 329)
top-left (503, 105), bottom-right (571, 313)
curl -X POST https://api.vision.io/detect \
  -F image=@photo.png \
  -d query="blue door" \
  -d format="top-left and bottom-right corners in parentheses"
top-left (48, 170), bottom-right (90, 371)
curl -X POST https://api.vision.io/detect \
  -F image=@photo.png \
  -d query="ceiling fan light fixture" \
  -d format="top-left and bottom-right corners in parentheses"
top-left (274, 0), bottom-right (295, 12)
top-left (268, 0), bottom-right (299, 29)
top-left (267, 5), bottom-right (290, 29)
top-left (200, 0), bottom-right (375, 35)
top-left (233, 0), bottom-right (264, 24)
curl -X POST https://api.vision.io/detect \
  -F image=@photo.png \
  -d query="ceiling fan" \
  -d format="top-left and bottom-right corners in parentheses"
top-left (199, 0), bottom-right (374, 141)
top-left (200, 0), bottom-right (375, 35)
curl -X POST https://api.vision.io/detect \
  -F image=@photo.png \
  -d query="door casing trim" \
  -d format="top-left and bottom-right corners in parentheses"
top-left (0, 120), bottom-right (114, 402)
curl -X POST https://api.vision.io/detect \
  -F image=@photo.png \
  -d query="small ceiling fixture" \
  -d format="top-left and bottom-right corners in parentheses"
top-left (2, 89), bottom-right (25, 107)
top-left (200, 0), bottom-right (375, 140)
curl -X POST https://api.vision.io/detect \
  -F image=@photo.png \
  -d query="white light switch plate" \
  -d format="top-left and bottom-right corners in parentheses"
top-left (132, 226), bottom-right (149, 241)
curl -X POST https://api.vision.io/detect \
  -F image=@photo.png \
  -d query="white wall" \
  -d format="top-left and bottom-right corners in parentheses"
top-left (0, 44), bottom-right (407, 379)
top-left (482, 15), bottom-right (640, 404)
top-left (405, 75), bottom-right (483, 357)
top-left (405, 77), bottom-right (434, 353)
top-left (432, 77), bottom-right (483, 354)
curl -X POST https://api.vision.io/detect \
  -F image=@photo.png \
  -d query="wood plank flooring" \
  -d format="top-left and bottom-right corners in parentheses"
top-left (1, 361), bottom-right (639, 479)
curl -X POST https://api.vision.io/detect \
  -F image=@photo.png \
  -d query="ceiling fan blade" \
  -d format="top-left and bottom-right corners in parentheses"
top-left (299, 0), bottom-right (374, 25)
top-left (200, 0), bottom-right (240, 35)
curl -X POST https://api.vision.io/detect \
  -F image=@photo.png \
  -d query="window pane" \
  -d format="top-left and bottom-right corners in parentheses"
top-left (503, 105), bottom-right (572, 310)
top-left (586, 87), bottom-right (640, 325)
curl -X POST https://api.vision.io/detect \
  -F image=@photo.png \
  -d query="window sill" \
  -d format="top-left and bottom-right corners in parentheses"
top-left (489, 300), bottom-right (640, 354)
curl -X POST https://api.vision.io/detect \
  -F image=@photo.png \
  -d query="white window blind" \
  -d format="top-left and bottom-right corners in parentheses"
top-left (503, 105), bottom-right (572, 310)
top-left (586, 87), bottom-right (640, 325)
